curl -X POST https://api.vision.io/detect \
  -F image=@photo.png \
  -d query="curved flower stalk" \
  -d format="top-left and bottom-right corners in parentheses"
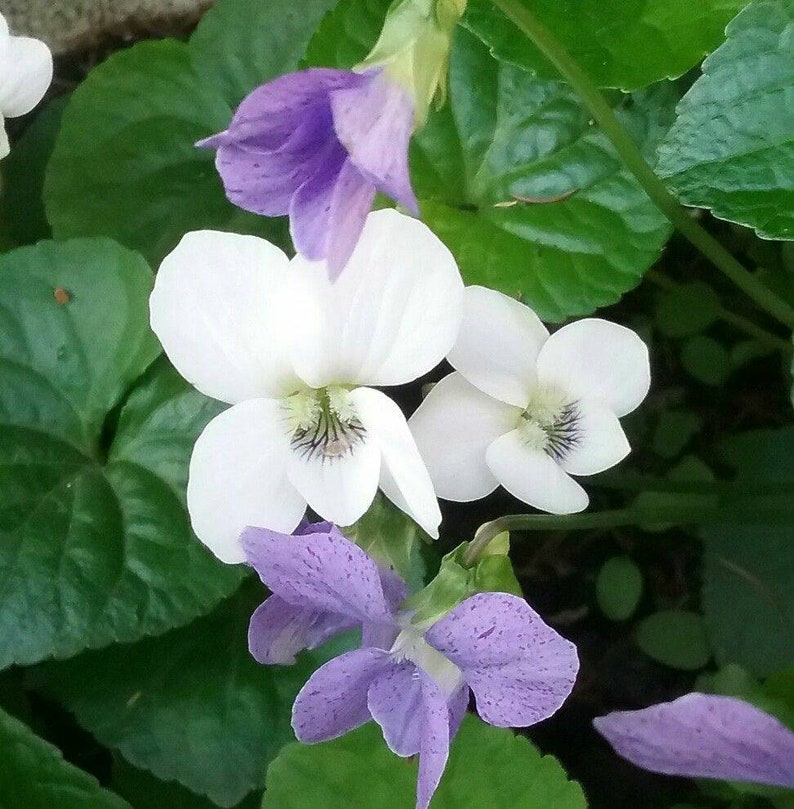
top-left (198, 0), bottom-right (465, 276)
top-left (410, 286), bottom-right (650, 514)
top-left (150, 209), bottom-right (463, 563)
top-left (244, 521), bottom-right (579, 809)
top-left (0, 12), bottom-right (52, 159)
top-left (594, 693), bottom-right (794, 788)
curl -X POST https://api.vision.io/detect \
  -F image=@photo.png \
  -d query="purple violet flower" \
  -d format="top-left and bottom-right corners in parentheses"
top-left (594, 693), bottom-right (794, 788)
top-left (198, 67), bottom-right (418, 277)
top-left (244, 521), bottom-right (579, 809)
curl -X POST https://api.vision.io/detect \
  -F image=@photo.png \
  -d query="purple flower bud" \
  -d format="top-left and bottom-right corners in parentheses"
top-left (198, 67), bottom-right (418, 277)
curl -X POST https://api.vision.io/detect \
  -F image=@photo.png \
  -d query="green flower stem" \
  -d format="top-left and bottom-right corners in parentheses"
top-left (646, 270), bottom-right (792, 353)
top-left (488, 0), bottom-right (794, 329)
top-left (463, 505), bottom-right (711, 566)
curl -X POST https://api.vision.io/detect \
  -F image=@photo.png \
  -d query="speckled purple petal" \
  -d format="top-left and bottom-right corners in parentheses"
top-left (330, 70), bottom-right (418, 215)
top-left (248, 595), bottom-right (357, 665)
top-left (362, 567), bottom-right (406, 650)
top-left (416, 672), bottom-right (453, 809)
top-left (425, 592), bottom-right (579, 728)
top-left (594, 693), bottom-right (794, 788)
top-left (367, 661), bottom-right (424, 756)
top-left (243, 524), bottom-right (400, 626)
top-left (292, 647), bottom-right (390, 743)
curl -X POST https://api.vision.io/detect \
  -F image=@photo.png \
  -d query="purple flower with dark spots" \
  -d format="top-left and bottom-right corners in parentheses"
top-left (244, 521), bottom-right (579, 809)
top-left (198, 67), bottom-right (418, 277)
top-left (594, 693), bottom-right (794, 788)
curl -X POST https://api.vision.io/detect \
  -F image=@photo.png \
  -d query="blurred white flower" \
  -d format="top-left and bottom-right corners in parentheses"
top-left (0, 13), bottom-right (52, 159)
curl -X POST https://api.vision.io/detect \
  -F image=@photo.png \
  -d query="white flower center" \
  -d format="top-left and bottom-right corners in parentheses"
top-left (389, 626), bottom-right (464, 695)
top-left (518, 387), bottom-right (581, 461)
top-left (283, 386), bottom-right (366, 462)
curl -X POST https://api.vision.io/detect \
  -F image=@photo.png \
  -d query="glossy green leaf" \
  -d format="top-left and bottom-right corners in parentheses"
top-left (345, 494), bottom-right (429, 592)
top-left (303, 0), bottom-right (389, 68)
top-left (0, 240), bottom-right (242, 670)
top-left (34, 581), bottom-right (351, 808)
top-left (702, 428), bottom-right (794, 676)
top-left (636, 610), bottom-right (712, 671)
top-left (412, 30), bottom-right (674, 321)
top-left (463, 0), bottom-right (746, 91)
top-left (0, 705), bottom-right (132, 809)
top-left (596, 556), bottom-right (644, 621)
top-left (263, 714), bottom-right (587, 809)
top-left (45, 0), bottom-right (336, 264)
top-left (656, 0), bottom-right (794, 240)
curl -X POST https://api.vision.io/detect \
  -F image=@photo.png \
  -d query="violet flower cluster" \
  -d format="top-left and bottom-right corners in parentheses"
top-left (243, 521), bottom-right (579, 809)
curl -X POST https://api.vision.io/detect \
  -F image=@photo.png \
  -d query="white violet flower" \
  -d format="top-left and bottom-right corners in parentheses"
top-left (0, 12), bottom-right (52, 159)
top-left (410, 286), bottom-right (650, 514)
top-left (150, 209), bottom-right (463, 563)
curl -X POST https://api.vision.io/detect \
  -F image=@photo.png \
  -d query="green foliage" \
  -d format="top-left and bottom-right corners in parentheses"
top-left (463, 0), bottom-right (747, 91)
top-left (702, 428), bottom-right (794, 676)
top-left (595, 556), bottom-right (644, 621)
top-left (0, 705), bottom-right (132, 809)
top-left (263, 714), bottom-right (588, 809)
top-left (635, 610), bottom-right (712, 671)
top-left (0, 240), bottom-right (242, 670)
top-left (33, 581), bottom-right (352, 808)
top-left (304, 0), bottom-right (390, 67)
top-left (657, 0), bottom-right (794, 240)
top-left (0, 95), bottom-right (67, 246)
top-left (404, 538), bottom-right (522, 626)
top-left (345, 493), bottom-right (429, 592)
top-left (44, 0), bottom-right (337, 265)
top-left (411, 30), bottom-right (675, 321)
top-left (651, 410), bottom-right (703, 459)
top-left (654, 281), bottom-right (722, 338)
top-left (680, 334), bottom-right (731, 385)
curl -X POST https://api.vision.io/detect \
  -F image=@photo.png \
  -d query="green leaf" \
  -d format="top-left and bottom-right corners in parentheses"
top-left (1, 96), bottom-right (67, 246)
top-left (0, 240), bottom-right (242, 669)
top-left (595, 556), bottom-right (644, 621)
top-left (412, 30), bottom-right (674, 321)
top-left (34, 581), bottom-right (351, 808)
top-left (0, 705), bottom-right (132, 809)
top-left (654, 281), bottom-right (722, 338)
top-left (263, 714), bottom-right (587, 809)
top-left (702, 428), bottom-right (794, 676)
top-left (304, 0), bottom-right (390, 69)
top-left (45, 0), bottom-right (336, 265)
top-left (345, 494), bottom-right (429, 592)
top-left (680, 335), bottom-right (731, 385)
top-left (656, 0), bottom-right (794, 240)
top-left (112, 760), bottom-right (261, 809)
top-left (651, 410), bottom-right (703, 459)
top-left (463, 0), bottom-right (747, 91)
top-left (636, 610), bottom-right (712, 671)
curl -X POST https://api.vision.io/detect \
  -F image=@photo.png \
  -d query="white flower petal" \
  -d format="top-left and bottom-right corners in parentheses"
top-left (285, 423), bottom-right (381, 528)
top-left (349, 386), bottom-right (441, 538)
top-left (0, 35), bottom-right (52, 117)
top-left (536, 319), bottom-right (650, 417)
top-left (285, 209), bottom-right (463, 388)
top-left (151, 230), bottom-right (296, 404)
top-left (447, 286), bottom-right (549, 407)
top-left (0, 115), bottom-right (8, 160)
top-left (187, 399), bottom-right (306, 564)
top-left (486, 430), bottom-right (588, 514)
top-left (409, 373), bottom-right (519, 502)
top-left (560, 401), bottom-right (631, 476)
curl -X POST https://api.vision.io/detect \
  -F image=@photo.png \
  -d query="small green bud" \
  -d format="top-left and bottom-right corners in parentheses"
top-left (403, 539), bottom-right (521, 628)
top-left (356, 0), bottom-right (466, 126)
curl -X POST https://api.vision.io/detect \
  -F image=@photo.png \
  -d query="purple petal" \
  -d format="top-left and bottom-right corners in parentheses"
top-left (416, 673), bottom-right (454, 809)
top-left (248, 595), bottom-right (357, 665)
top-left (242, 524), bottom-right (399, 627)
top-left (330, 70), bottom-right (419, 214)
top-left (425, 592), bottom-right (579, 728)
top-left (292, 647), bottom-right (390, 743)
top-left (367, 661), bottom-right (424, 756)
top-left (594, 693), bottom-right (794, 788)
